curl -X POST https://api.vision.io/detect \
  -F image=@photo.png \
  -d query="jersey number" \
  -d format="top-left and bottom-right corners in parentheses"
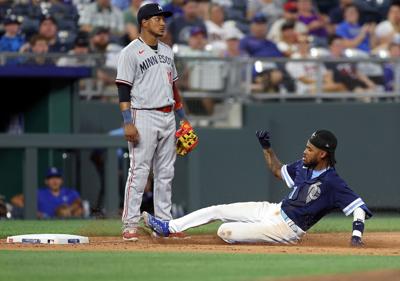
top-left (167, 71), bottom-right (173, 85)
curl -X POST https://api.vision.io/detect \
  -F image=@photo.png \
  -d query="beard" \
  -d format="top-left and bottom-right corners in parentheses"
top-left (303, 159), bottom-right (318, 168)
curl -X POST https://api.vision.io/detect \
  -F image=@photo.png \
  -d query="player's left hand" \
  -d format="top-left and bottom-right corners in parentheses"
top-left (256, 130), bottom-right (271, 149)
top-left (176, 120), bottom-right (198, 156)
top-left (350, 236), bottom-right (364, 247)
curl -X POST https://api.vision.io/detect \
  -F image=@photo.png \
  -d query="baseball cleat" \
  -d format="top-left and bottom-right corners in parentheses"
top-left (122, 228), bottom-right (139, 241)
top-left (151, 231), bottom-right (189, 239)
top-left (142, 211), bottom-right (170, 237)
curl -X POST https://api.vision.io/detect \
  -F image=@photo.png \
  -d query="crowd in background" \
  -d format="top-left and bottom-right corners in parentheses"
top-left (0, 0), bottom-right (400, 98)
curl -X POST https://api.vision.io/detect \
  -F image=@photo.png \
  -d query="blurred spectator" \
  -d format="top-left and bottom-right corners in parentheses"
top-left (57, 32), bottom-right (94, 66)
top-left (0, 15), bottom-right (25, 53)
top-left (79, 0), bottom-right (124, 38)
top-left (163, 0), bottom-right (185, 21)
top-left (57, 32), bottom-right (96, 95)
top-left (89, 27), bottom-right (122, 97)
top-left (37, 14), bottom-right (70, 52)
top-left (315, 0), bottom-right (339, 15)
top-left (286, 35), bottom-right (345, 94)
top-left (329, 0), bottom-right (353, 26)
top-left (212, 0), bottom-right (248, 34)
top-left (276, 21), bottom-right (300, 57)
top-left (12, 0), bottom-right (43, 39)
top-left (222, 27), bottom-right (242, 57)
top-left (335, 4), bottom-right (375, 53)
top-left (122, 0), bottom-right (143, 44)
top-left (267, 1), bottom-right (307, 43)
top-left (325, 35), bottom-right (376, 93)
top-left (112, 0), bottom-right (130, 10)
top-left (239, 13), bottom-right (282, 57)
top-left (241, 13), bottom-right (294, 93)
top-left (383, 41), bottom-right (400, 92)
top-left (23, 34), bottom-right (54, 65)
top-left (11, 167), bottom-right (83, 219)
top-left (167, 0), bottom-right (207, 45)
top-left (0, 0), bottom-right (12, 19)
top-left (247, 0), bottom-right (283, 26)
top-left (374, 3), bottom-right (400, 52)
top-left (205, 3), bottom-right (241, 54)
top-left (354, 0), bottom-right (389, 24)
top-left (47, 0), bottom-right (80, 32)
top-left (297, 0), bottom-right (329, 46)
top-left (177, 26), bottom-right (220, 115)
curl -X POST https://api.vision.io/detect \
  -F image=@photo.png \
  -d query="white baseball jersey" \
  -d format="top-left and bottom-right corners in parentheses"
top-left (118, 37), bottom-right (179, 231)
top-left (116, 38), bottom-right (178, 109)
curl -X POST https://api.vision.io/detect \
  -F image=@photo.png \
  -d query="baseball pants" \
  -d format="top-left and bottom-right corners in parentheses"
top-left (169, 202), bottom-right (305, 243)
top-left (122, 109), bottom-right (176, 229)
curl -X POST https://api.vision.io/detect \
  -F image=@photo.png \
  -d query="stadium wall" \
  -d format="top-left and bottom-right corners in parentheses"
top-left (77, 101), bottom-right (400, 211)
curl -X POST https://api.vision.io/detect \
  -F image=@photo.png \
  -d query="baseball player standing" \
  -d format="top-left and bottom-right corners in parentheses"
top-left (143, 129), bottom-right (372, 246)
top-left (116, 3), bottom-right (190, 241)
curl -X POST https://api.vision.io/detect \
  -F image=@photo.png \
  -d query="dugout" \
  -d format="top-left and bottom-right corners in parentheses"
top-left (0, 65), bottom-right (91, 204)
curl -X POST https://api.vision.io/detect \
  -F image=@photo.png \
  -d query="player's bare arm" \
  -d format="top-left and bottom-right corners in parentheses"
top-left (263, 148), bottom-right (283, 179)
top-left (256, 130), bottom-right (283, 179)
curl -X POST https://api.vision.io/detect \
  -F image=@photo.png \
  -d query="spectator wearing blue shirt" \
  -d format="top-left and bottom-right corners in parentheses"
top-left (0, 15), bottom-right (25, 53)
top-left (167, 0), bottom-right (207, 45)
top-left (38, 167), bottom-right (83, 219)
top-left (240, 13), bottom-right (294, 93)
top-left (239, 13), bottom-right (283, 58)
top-left (335, 4), bottom-right (375, 53)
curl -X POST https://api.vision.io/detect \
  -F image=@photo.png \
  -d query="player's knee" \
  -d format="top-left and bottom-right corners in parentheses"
top-left (217, 224), bottom-right (235, 244)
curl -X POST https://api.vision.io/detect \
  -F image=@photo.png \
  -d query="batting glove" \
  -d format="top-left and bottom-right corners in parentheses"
top-left (350, 236), bottom-right (364, 247)
top-left (256, 130), bottom-right (271, 149)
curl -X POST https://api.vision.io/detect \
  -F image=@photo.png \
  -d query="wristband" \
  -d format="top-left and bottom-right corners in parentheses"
top-left (122, 109), bottom-right (133, 124)
top-left (352, 220), bottom-right (364, 237)
top-left (176, 108), bottom-right (186, 119)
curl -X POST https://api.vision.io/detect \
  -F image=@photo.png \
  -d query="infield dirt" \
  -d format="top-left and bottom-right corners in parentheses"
top-left (1, 232), bottom-right (400, 256)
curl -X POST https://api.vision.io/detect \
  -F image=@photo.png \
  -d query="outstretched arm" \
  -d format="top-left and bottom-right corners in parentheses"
top-left (256, 131), bottom-right (283, 180)
top-left (263, 148), bottom-right (283, 180)
top-left (350, 207), bottom-right (366, 247)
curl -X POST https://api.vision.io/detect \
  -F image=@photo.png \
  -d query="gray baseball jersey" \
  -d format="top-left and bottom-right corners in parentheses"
top-left (116, 38), bottom-right (178, 109)
top-left (117, 37), bottom-right (179, 231)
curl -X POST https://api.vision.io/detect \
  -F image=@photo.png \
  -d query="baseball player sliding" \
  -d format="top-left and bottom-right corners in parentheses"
top-left (116, 3), bottom-right (197, 241)
top-left (144, 129), bottom-right (372, 246)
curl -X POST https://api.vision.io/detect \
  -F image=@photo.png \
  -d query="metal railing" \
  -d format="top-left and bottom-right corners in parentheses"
top-left (1, 51), bottom-right (399, 97)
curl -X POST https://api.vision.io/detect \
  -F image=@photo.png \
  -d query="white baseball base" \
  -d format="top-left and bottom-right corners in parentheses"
top-left (6, 234), bottom-right (89, 244)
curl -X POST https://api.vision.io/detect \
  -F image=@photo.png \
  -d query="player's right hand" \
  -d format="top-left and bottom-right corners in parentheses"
top-left (124, 123), bottom-right (139, 144)
top-left (256, 130), bottom-right (271, 149)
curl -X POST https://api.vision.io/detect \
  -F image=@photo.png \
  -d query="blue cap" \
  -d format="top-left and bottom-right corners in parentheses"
top-left (252, 13), bottom-right (267, 23)
top-left (190, 26), bottom-right (207, 37)
top-left (46, 167), bottom-right (62, 178)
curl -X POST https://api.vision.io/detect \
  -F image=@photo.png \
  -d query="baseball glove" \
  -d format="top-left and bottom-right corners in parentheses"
top-left (176, 120), bottom-right (198, 156)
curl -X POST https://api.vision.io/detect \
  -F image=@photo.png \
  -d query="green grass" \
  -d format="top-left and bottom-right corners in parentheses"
top-left (1, 213), bottom-right (399, 238)
top-left (1, 251), bottom-right (400, 281)
top-left (1, 214), bottom-right (400, 281)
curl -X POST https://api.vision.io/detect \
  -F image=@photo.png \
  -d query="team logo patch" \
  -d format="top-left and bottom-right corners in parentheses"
top-left (306, 182), bottom-right (322, 203)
